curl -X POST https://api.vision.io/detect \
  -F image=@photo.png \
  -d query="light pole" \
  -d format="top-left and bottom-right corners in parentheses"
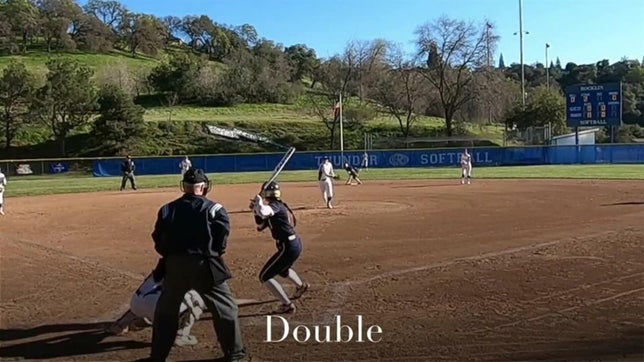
top-left (486, 21), bottom-right (492, 124)
top-left (545, 43), bottom-right (550, 90)
top-left (514, 0), bottom-right (528, 109)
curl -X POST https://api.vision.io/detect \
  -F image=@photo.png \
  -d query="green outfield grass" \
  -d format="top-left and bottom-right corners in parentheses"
top-left (5, 164), bottom-right (643, 198)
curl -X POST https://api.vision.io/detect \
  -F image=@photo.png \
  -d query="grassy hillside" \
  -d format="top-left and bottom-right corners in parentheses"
top-left (0, 49), bottom-right (161, 75)
top-left (0, 49), bottom-right (509, 159)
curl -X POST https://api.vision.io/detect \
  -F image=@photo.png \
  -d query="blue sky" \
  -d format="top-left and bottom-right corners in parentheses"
top-left (100, 0), bottom-right (643, 66)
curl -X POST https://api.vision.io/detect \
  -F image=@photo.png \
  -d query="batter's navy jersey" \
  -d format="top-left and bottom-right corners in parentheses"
top-left (257, 201), bottom-right (297, 243)
top-left (152, 194), bottom-right (231, 281)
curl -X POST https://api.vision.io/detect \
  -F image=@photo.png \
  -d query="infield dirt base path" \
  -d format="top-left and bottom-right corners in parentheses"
top-left (1, 179), bottom-right (643, 361)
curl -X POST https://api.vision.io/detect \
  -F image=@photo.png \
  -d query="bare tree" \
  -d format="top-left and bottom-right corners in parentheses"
top-left (457, 69), bottom-right (520, 124)
top-left (345, 39), bottom-right (389, 101)
top-left (371, 44), bottom-right (427, 141)
top-left (303, 56), bottom-right (353, 149)
top-left (415, 16), bottom-right (496, 136)
top-left (94, 60), bottom-right (136, 95)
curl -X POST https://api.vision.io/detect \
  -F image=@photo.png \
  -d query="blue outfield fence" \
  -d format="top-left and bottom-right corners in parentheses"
top-left (92, 144), bottom-right (644, 177)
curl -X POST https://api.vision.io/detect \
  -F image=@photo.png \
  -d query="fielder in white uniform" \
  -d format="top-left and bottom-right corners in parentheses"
top-left (179, 156), bottom-right (192, 176)
top-left (317, 157), bottom-right (336, 209)
top-left (0, 168), bottom-right (6, 215)
top-left (107, 269), bottom-right (206, 346)
top-left (460, 149), bottom-right (473, 184)
top-left (361, 152), bottom-right (369, 171)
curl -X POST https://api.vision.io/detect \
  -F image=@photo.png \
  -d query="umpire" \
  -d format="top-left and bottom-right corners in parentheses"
top-left (120, 155), bottom-right (137, 190)
top-left (149, 167), bottom-right (247, 361)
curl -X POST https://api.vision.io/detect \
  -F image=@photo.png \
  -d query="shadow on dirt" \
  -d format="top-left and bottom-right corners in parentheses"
top-left (501, 328), bottom-right (644, 361)
top-left (0, 322), bottom-right (149, 359)
top-left (601, 201), bottom-right (644, 206)
top-left (392, 183), bottom-right (462, 189)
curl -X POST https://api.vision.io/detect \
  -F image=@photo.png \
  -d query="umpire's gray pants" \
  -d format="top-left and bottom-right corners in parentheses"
top-left (151, 254), bottom-right (246, 361)
top-left (121, 172), bottom-right (136, 189)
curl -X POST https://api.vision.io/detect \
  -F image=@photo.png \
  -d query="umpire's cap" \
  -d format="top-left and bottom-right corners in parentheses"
top-left (182, 167), bottom-right (209, 184)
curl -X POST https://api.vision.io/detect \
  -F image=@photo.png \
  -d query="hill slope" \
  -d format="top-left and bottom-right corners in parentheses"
top-left (0, 50), bottom-right (507, 159)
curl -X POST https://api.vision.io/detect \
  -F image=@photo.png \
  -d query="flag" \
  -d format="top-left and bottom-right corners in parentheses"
top-left (333, 100), bottom-right (341, 118)
top-left (546, 43), bottom-right (550, 48)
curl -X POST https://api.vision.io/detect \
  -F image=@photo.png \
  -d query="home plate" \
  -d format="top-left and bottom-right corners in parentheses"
top-left (235, 298), bottom-right (260, 306)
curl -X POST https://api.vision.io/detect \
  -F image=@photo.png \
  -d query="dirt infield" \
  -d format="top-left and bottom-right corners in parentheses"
top-left (1, 179), bottom-right (643, 361)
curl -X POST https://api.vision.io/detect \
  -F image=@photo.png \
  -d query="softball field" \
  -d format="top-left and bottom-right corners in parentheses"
top-left (1, 178), bottom-right (643, 361)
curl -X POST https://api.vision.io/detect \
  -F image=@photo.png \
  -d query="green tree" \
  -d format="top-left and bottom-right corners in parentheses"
top-left (83, 0), bottom-right (126, 33)
top-left (0, 61), bottom-right (36, 148)
top-left (2, 0), bottom-right (40, 54)
top-left (92, 84), bottom-right (146, 155)
top-left (498, 53), bottom-right (505, 68)
top-left (119, 12), bottom-right (166, 57)
top-left (33, 58), bottom-right (97, 156)
top-left (148, 52), bottom-right (204, 117)
top-left (505, 86), bottom-right (568, 136)
top-left (35, 0), bottom-right (83, 52)
top-left (284, 44), bottom-right (319, 82)
top-left (70, 11), bottom-right (115, 51)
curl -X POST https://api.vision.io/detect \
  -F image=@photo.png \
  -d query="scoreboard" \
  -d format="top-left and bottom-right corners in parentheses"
top-left (565, 83), bottom-right (622, 127)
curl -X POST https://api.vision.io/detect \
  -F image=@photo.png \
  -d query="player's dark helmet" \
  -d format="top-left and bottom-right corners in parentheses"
top-left (180, 167), bottom-right (212, 195)
top-left (261, 181), bottom-right (281, 199)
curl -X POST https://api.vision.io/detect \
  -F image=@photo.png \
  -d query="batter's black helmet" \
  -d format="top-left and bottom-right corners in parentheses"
top-left (261, 181), bottom-right (281, 199)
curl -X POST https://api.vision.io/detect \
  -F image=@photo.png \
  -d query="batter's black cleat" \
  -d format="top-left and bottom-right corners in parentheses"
top-left (273, 302), bottom-right (296, 314)
top-left (293, 283), bottom-right (309, 299)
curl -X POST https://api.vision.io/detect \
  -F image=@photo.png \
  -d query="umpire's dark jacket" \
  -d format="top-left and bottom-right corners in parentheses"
top-left (151, 192), bottom-right (232, 283)
top-left (121, 158), bottom-right (135, 173)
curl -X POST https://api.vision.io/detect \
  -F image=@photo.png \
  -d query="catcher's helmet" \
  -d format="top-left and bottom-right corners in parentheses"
top-left (261, 181), bottom-right (281, 199)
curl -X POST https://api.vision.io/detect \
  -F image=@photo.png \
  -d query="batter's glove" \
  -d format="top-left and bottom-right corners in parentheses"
top-left (332, 175), bottom-right (340, 180)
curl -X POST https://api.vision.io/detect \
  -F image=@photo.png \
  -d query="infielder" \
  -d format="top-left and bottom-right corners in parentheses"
top-left (461, 148), bottom-right (473, 184)
top-left (361, 152), bottom-right (369, 171)
top-left (107, 259), bottom-right (206, 347)
top-left (250, 181), bottom-right (309, 314)
top-left (179, 156), bottom-right (192, 176)
top-left (0, 167), bottom-right (6, 215)
top-left (344, 163), bottom-right (363, 185)
top-left (317, 157), bottom-right (338, 208)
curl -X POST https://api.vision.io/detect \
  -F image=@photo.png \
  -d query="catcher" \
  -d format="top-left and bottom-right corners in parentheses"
top-left (107, 259), bottom-right (206, 347)
top-left (343, 162), bottom-right (363, 185)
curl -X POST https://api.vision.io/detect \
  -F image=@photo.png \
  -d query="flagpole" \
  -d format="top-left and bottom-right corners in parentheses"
top-left (339, 92), bottom-right (344, 163)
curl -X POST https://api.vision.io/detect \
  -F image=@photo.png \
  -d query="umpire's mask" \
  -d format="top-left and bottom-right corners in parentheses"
top-left (180, 167), bottom-right (212, 195)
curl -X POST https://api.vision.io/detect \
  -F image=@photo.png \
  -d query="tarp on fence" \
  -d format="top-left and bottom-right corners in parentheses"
top-left (92, 145), bottom-right (644, 177)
